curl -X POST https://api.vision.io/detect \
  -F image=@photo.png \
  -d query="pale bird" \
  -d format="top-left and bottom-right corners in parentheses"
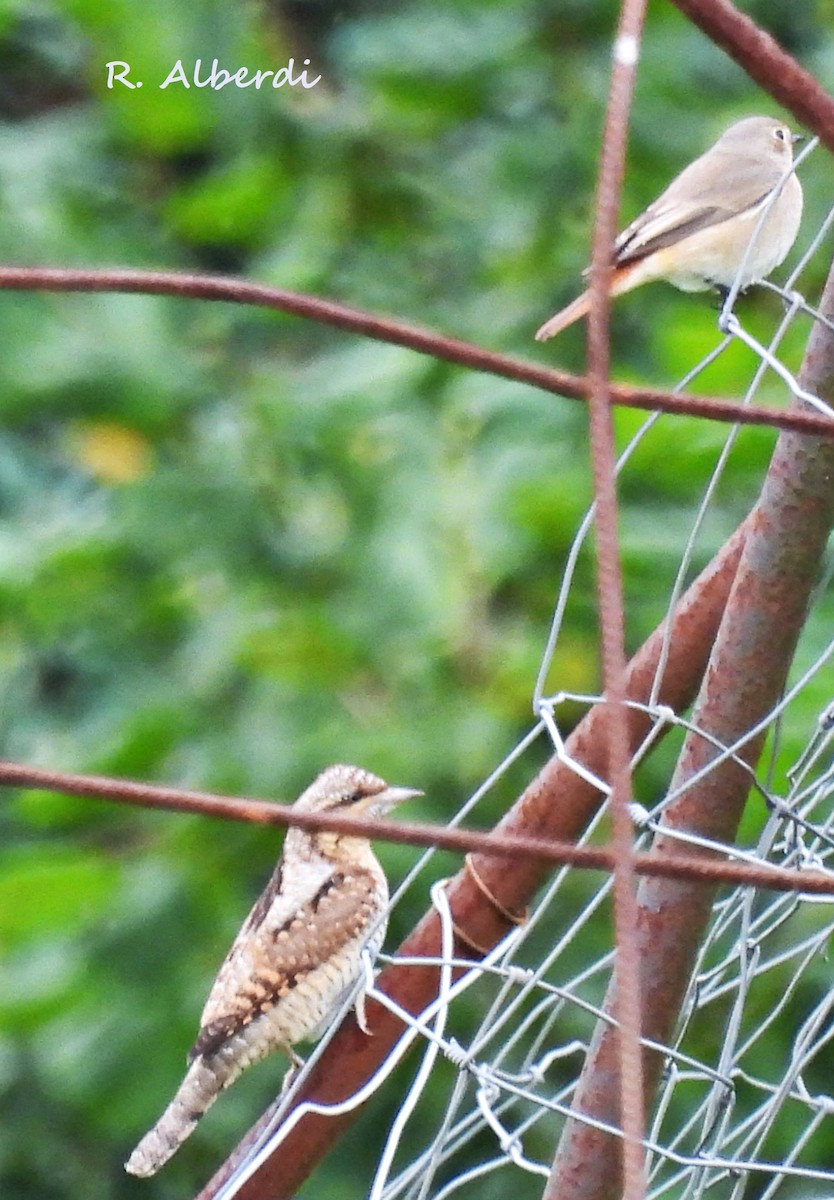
top-left (535, 116), bottom-right (804, 341)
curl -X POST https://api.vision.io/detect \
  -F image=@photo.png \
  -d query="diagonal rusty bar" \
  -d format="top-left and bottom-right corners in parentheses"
top-left (667, 0), bottom-right (834, 150)
top-left (0, 267), bottom-right (832, 441)
top-left (195, 517), bottom-right (747, 1200)
top-left (546, 257), bottom-right (834, 1200)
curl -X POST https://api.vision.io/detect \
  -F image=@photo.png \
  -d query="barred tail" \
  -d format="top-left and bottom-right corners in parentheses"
top-left (125, 1055), bottom-right (229, 1178)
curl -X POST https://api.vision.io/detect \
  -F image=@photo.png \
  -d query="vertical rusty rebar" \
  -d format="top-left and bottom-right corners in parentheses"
top-left (584, 0), bottom-right (650, 1191)
top-left (545, 259), bottom-right (834, 1200)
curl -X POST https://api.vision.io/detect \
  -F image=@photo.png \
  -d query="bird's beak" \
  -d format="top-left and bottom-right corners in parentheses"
top-left (375, 785), bottom-right (423, 812)
top-left (791, 132), bottom-right (806, 144)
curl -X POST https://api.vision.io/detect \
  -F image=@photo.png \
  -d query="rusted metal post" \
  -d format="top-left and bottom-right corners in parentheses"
top-left (545, 259), bottom-right (834, 1200)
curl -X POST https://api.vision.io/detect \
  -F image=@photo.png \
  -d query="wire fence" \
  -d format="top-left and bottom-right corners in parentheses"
top-left (200, 204), bottom-right (834, 1199)
top-left (151, 118), bottom-right (833, 1199)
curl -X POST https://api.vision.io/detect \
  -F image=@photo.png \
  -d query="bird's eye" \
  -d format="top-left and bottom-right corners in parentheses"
top-left (336, 789), bottom-right (366, 808)
top-left (775, 127), bottom-right (787, 142)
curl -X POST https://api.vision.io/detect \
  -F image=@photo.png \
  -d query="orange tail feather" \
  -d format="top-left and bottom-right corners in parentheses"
top-left (535, 262), bottom-right (648, 342)
top-left (535, 290), bottom-right (593, 341)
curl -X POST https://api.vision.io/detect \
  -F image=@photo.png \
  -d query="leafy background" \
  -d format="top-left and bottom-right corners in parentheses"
top-left (1, 0), bottom-right (833, 1197)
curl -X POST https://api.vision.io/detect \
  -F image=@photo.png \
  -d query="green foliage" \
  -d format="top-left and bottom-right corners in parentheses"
top-left (1, 1), bottom-right (833, 1197)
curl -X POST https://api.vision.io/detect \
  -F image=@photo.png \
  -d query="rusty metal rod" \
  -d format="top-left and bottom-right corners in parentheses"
top-left (545, 258), bottom-right (834, 1200)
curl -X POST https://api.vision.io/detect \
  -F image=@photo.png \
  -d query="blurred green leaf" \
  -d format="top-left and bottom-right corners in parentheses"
top-left (0, 848), bottom-right (120, 946)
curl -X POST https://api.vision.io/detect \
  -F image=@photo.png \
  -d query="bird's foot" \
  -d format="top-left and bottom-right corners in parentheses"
top-left (355, 989), bottom-right (373, 1036)
top-left (280, 1047), bottom-right (306, 1094)
top-left (711, 284), bottom-right (730, 310)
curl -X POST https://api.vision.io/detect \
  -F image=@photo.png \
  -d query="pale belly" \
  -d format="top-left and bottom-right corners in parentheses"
top-left (622, 174), bottom-right (803, 295)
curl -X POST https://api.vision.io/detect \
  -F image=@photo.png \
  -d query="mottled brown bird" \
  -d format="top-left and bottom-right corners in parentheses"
top-left (535, 116), bottom-right (804, 341)
top-left (125, 764), bottom-right (421, 1178)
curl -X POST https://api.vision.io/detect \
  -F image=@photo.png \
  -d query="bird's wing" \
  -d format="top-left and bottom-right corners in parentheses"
top-left (614, 150), bottom-right (784, 266)
top-left (189, 859), bottom-right (381, 1060)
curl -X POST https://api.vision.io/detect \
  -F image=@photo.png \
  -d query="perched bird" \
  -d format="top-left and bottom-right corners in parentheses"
top-left (125, 764), bottom-right (421, 1178)
top-left (535, 115), bottom-right (804, 341)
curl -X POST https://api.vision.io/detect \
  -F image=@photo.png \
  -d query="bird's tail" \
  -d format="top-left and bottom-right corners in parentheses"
top-left (125, 1055), bottom-right (228, 1178)
top-left (535, 290), bottom-right (594, 341)
top-left (535, 262), bottom-right (648, 341)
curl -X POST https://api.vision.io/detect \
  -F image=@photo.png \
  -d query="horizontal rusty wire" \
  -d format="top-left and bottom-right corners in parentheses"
top-left (0, 266), bottom-right (832, 440)
top-left (5, 751), bottom-right (834, 897)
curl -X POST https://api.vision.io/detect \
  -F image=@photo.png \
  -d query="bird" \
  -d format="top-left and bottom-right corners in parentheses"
top-left (124, 763), bottom-right (422, 1178)
top-left (535, 115), bottom-right (804, 342)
